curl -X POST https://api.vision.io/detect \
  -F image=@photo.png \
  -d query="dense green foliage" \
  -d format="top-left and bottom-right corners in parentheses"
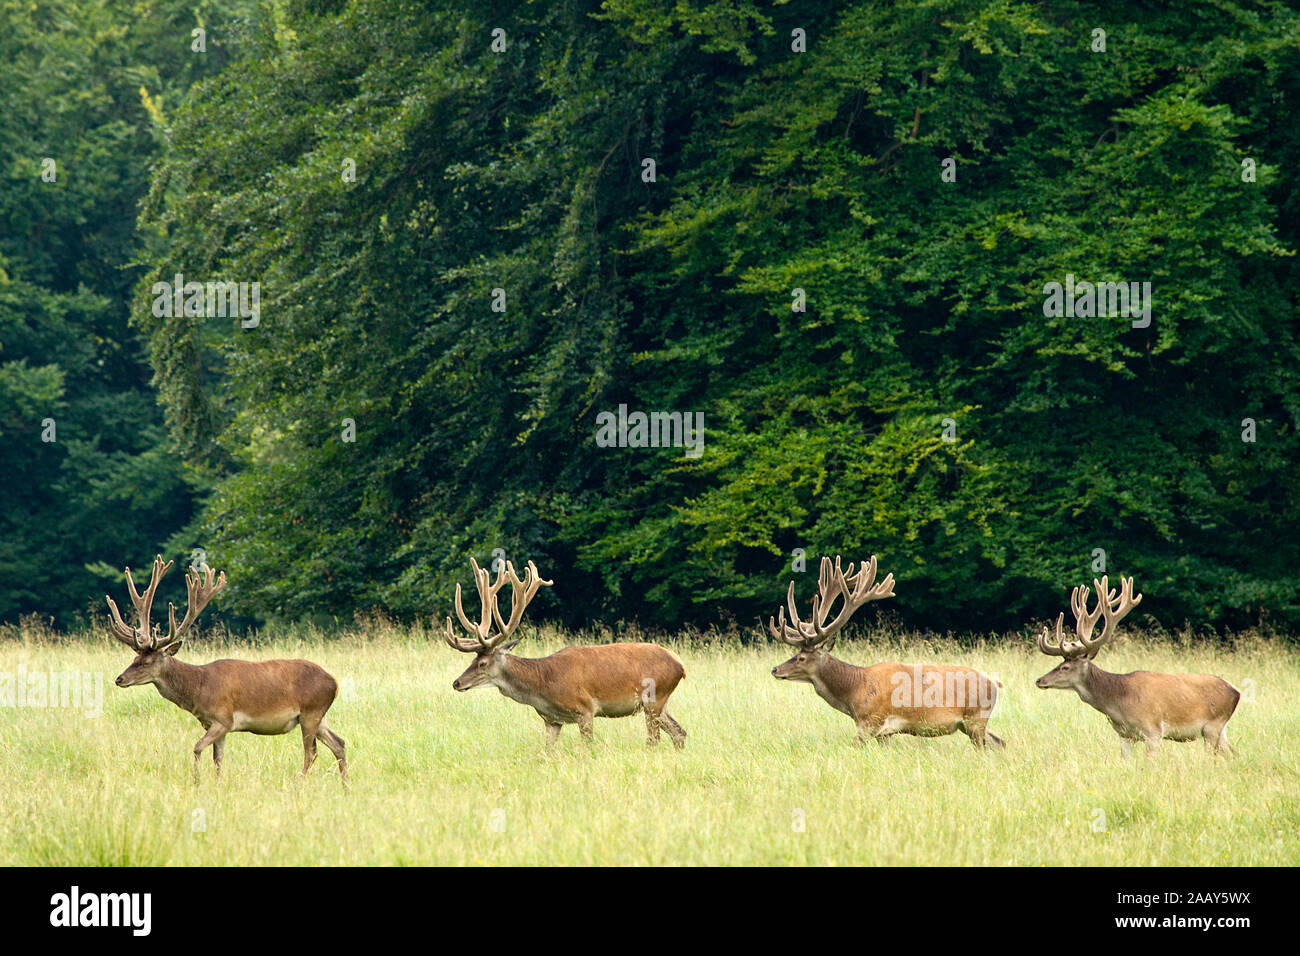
top-left (0, 0), bottom-right (257, 623)
top-left (6, 1), bottom-right (1300, 633)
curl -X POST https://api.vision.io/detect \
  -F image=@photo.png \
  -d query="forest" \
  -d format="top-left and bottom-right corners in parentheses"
top-left (4, 0), bottom-right (1298, 636)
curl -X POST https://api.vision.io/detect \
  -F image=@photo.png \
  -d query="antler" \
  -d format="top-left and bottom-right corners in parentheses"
top-left (1039, 575), bottom-right (1143, 660)
top-left (767, 555), bottom-right (895, 650)
top-left (444, 557), bottom-right (553, 654)
top-left (1083, 574), bottom-right (1142, 657)
top-left (106, 555), bottom-right (175, 651)
top-left (158, 563), bottom-right (228, 651)
top-left (1037, 612), bottom-right (1072, 658)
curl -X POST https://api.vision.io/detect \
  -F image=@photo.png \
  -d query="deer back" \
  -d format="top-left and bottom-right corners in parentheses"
top-left (860, 662), bottom-right (1000, 722)
top-left (167, 658), bottom-right (338, 720)
top-left (512, 643), bottom-right (684, 711)
top-left (1092, 667), bottom-right (1240, 725)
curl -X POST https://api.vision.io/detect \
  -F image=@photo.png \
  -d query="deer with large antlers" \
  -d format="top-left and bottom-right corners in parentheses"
top-left (1035, 575), bottom-right (1239, 756)
top-left (108, 555), bottom-right (347, 784)
top-left (770, 555), bottom-right (1004, 748)
top-left (445, 557), bottom-right (687, 748)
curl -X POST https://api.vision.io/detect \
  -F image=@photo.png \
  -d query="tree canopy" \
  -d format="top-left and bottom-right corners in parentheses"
top-left (0, 0), bottom-right (252, 623)
top-left (6, 0), bottom-right (1299, 634)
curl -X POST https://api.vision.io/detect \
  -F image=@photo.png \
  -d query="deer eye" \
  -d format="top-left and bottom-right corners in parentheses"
top-left (478, 660), bottom-right (487, 668)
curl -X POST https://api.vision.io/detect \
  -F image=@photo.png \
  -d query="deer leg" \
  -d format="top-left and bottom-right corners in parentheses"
top-left (645, 708), bottom-right (662, 747)
top-left (577, 712), bottom-right (595, 743)
top-left (316, 723), bottom-right (349, 785)
top-left (1204, 722), bottom-right (1232, 756)
top-left (1217, 725), bottom-right (1233, 756)
top-left (300, 715), bottom-right (322, 776)
top-left (193, 724), bottom-right (227, 783)
top-left (543, 721), bottom-right (562, 747)
top-left (1120, 737), bottom-right (1134, 759)
top-left (855, 718), bottom-right (886, 745)
top-left (961, 721), bottom-right (987, 749)
top-left (212, 737), bottom-right (225, 777)
top-left (1142, 733), bottom-right (1160, 757)
top-left (959, 720), bottom-right (1005, 750)
top-left (660, 710), bottom-right (686, 750)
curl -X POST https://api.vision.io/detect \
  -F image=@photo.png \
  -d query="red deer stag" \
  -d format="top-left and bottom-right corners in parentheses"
top-left (1035, 575), bottom-right (1239, 756)
top-left (108, 555), bottom-right (347, 784)
top-left (770, 555), bottom-right (1004, 748)
top-left (445, 558), bottom-right (686, 748)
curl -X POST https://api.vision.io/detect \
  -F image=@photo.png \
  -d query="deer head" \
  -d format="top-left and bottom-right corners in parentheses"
top-left (769, 555), bottom-right (895, 682)
top-left (445, 557), bottom-right (552, 691)
top-left (108, 555), bottom-right (227, 687)
top-left (1035, 575), bottom-right (1142, 692)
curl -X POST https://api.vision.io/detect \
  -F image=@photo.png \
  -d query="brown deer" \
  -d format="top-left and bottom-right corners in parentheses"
top-left (770, 555), bottom-right (1004, 748)
top-left (445, 557), bottom-right (687, 748)
top-left (108, 555), bottom-right (348, 784)
top-left (1035, 575), bottom-right (1239, 756)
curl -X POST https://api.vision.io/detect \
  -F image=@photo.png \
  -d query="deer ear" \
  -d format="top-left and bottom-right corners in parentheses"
top-left (499, 638), bottom-right (523, 653)
top-left (163, 641), bottom-right (183, 657)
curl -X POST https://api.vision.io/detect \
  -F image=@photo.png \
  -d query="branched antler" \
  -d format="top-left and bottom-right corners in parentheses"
top-left (160, 564), bottom-right (227, 651)
top-left (107, 555), bottom-right (226, 652)
top-left (106, 555), bottom-right (173, 651)
top-left (767, 555), bottom-right (895, 650)
top-left (1038, 575), bottom-right (1142, 660)
top-left (444, 557), bottom-right (552, 654)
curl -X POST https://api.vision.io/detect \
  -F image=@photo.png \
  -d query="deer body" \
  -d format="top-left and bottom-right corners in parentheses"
top-left (444, 558), bottom-right (687, 748)
top-left (129, 656), bottom-right (341, 732)
top-left (768, 555), bottom-right (1004, 750)
top-left (107, 556), bottom-right (348, 783)
top-left (1036, 658), bottom-right (1238, 754)
top-left (458, 643), bottom-right (686, 744)
top-left (1034, 575), bottom-right (1239, 756)
top-left (776, 652), bottom-right (1003, 747)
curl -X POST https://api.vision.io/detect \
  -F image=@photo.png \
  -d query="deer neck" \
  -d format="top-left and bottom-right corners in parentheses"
top-left (1073, 661), bottom-right (1124, 716)
top-left (151, 657), bottom-right (208, 715)
top-left (809, 654), bottom-right (864, 716)
top-left (493, 654), bottom-right (556, 709)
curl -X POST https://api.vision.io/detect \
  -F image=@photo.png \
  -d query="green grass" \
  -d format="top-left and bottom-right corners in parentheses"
top-left (1, 619), bottom-right (1297, 865)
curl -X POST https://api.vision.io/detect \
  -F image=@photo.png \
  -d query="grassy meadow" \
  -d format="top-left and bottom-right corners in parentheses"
top-left (1, 618), bottom-right (1297, 866)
